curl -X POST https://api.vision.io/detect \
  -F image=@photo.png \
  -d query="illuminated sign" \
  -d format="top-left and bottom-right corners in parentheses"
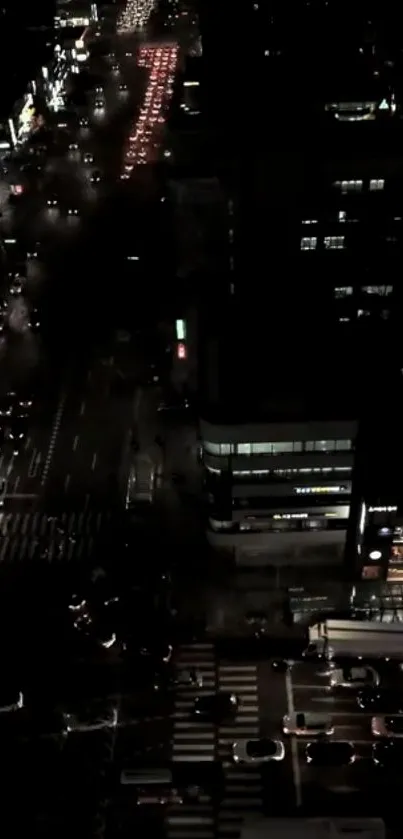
top-left (176, 319), bottom-right (186, 341)
top-left (177, 343), bottom-right (186, 360)
top-left (295, 486), bottom-right (347, 494)
top-left (273, 513), bottom-right (308, 520)
top-left (369, 550), bottom-right (382, 560)
top-left (369, 506), bottom-right (397, 513)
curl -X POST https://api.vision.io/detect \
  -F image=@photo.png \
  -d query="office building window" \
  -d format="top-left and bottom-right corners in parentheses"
top-left (301, 237), bottom-right (317, 250)
top-left (338, 211), bottom-right (347, 222)
top-left (204, 442), bottom-right (234, 455)
top-left (271, 442), bottom-right (294, 454)
top-left (324, 236), bottom-right (345, 250)
top-left (206, 440), bottom-right (353, 457)
top-left (334, 286), bottom-right (353, 298)
top-left (361, 285), bottom-right (393, 296)
top-left (335, 439), bottom-right (352, 450)
top-left (302, 219), bottom-right (318, 225)
top-left (237, 444), bottom-right (252, 455)
top-left (251, 443), bottom-right (273, 454)
top-left (370, 179), bottom-right (385, 191)
top-left (337, 180), bottom-right (363, 193)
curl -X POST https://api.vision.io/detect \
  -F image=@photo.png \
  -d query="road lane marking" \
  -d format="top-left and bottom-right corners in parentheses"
top-left (73, 435), bottom-right (79, 451)
top-left (286, 669), bottom-right (302, 808)
top-left (24, 436), bottom-right (31, 451)
top-left (91, 453), bottom-right (97, 471)
top-left (41, 392), bottom-right (66, 486)
top-left (80, 401), bottom-right (85, 415)
top-left (64, 474), bottom-right (70, 491)
top-left (12, 476), bottom-right (20, 493)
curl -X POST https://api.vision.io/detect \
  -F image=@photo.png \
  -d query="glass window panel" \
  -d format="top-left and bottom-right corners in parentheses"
top-left (220, 444), bottom-right (233, 455)
top-left (237, 444), bottom-right (252, 455)
top-left (335, 439), bottom-right (352, 451)
top-left (293, 441), bottom-right (303, 452)
top-left (272, 442), bottom-right (293, 453)
top-left (315, 440), bottom-right (335, 452)
top-left (305, 441), bottom-right (315, 451)
top-left (251, 443), bottom-right (272, 454)
top-left (204, 442), bottom-right (221, 455)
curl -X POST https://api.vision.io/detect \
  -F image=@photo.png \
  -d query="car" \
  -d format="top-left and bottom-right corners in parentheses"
top-left (371, 715), bottom-right (403, 738)
top-left (26, 248), bottom-right (38, 259)
top-left (68, 207), bottom-right (79, 216)
top-left (0, 687), bottom-right (24, 713)
top-left (79, 116), bottom-right (89, 127)
top-left (9, 419), bottom-right (27, 449)
top-left (233, 738), bottom-right (285, 765)
top-left (330, 666), bottom-right (380, 689)
top-left (119, 83), bottom-right (128, 92)
top-left (83, 152), bottom-right (94, 164)
top-left (95, 85), bottom-right (103, 94)
top-left (357, 688), bottom-right (403, 713)
top-left (0, 394), bottom-right (14, 417)
top-left (305, 740), bottom-right (356, 766)
top-left (283, 712), bottom-right (334, 737)
top-left (10, 276), bottom-right (23, 296)
top-left (112, 63), bottom-right (119, 72)
top-left (372, 739), bottom-right (403, 768)
top-left (90, 170), bottom-right (101, 184)
top-left (139, 641), bottom-right (173, 664)
top-left (154, 668), bottom-right (203, 691)
top-left (94, 99), bottom-right (104, 109)
top-left (125, 51), bottom-right (133, 57)
top-left (68, 142), bottom-right (79, 151)
top-left (193, 692), bottom-right (239, 723)
top-left (47, 194), bottom-right (58, 207)
top-left (65, 702), bottom-right (118, 733)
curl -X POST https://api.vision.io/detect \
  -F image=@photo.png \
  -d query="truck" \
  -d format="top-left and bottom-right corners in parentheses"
top-left (304, 619), bottom-right (403, 662)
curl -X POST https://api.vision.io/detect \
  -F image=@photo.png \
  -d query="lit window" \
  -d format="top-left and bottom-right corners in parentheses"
top-left (334, 287), bottom-right (353, 298)
top-left (301, 219), bottom-right (318, 225)
top-left (324, 236), bottom-right (345, 250)
top-left (251, 443), bottom-right (272, 454)
top-left (370, 179), bottom-right (385, 191)
top-left (357, 309), bottom-right (370, 318)
top-left (300, 237), bottom-right (317, 250)
top-left (337, 180), bottom-right (363, 194)
top-left (362, 285), bottom-right (393, 295)
top-left (271, 442), bottom-right (294, 454)
top-left (237, 444), bottom-right (252, 455)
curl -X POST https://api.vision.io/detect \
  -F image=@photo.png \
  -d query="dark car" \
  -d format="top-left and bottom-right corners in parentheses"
top-left (305, 740), bottom-right (356, 766)
top-left (90, 170), bottom-right (101, 184)
top-left (193, 692), bottom-right (239, 723)
top-left (357, 688), bottom-right (403, 713)
top-left (372, 739), bottom-right (403, 768)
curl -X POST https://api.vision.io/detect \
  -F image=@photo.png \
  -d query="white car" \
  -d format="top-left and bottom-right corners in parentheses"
top-left (65, 705), bottom-right (118, 733)
top-left (282, 711), bottom-right (334, 737)
top-left (372, 715), bottom-right (403, 738)
top-left (232, 738), bottom-right (285, 765)
top-left (330, 666), bottom-right (379, 689)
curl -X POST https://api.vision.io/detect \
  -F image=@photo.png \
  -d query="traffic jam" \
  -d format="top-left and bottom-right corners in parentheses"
top-left (121, 43), bottom-right (178, 177)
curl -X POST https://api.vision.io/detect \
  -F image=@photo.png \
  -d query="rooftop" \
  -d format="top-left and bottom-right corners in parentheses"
top-left (200, 299), bottom-right (378, 425)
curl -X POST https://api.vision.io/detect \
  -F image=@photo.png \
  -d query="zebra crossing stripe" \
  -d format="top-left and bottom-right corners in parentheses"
top-left (0, 511), bottom-right (112, 562)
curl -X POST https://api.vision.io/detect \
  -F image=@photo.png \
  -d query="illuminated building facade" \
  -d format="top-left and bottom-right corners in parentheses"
top-left (199, 300), bottom-right (361, 568)
top-left (54, 2), bottom-right (98, 28)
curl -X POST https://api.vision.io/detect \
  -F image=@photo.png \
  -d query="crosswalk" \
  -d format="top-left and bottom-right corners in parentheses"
top-left (0, 510), bottom-right (112, 562)
top-left (217, 663), bottom-right (262, 839)
top-left (166, 644), bottom-right (262, 839)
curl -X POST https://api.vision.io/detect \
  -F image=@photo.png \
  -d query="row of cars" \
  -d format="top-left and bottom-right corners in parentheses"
top-left (0, 389), bottom-right (34, 458)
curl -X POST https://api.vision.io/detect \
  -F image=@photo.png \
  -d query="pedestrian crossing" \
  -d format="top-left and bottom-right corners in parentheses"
top-left (166, 644), bottom-right (263, 839)
top-left (0, 510), bottom-right (112, 562)
top-left (217, 663), bottom-right (262, 839)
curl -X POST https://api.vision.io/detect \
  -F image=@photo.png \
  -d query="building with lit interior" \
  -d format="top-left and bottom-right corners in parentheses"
top-left (199, 297), bottom-right (362, 568)
top-left (54, 1), bottom-right (98, 28)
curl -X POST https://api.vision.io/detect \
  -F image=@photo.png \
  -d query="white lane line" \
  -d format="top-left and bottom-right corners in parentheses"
top-left (73, 435), bottom-right (79, 451)
top-left (80, 401), bottom-right (85, 415)
top-left (286, 670), bottom-right (302, 808)
top-left (24, 436), bottom-right (31, 451)
top-left (41, 392), bottom-right (66, 487)
top-left (12, 476), bottom-right (20, 493)
top-left (64, 474), bottom-right (70, 491)
top-left (91, 453), bottom-right (97, 471)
